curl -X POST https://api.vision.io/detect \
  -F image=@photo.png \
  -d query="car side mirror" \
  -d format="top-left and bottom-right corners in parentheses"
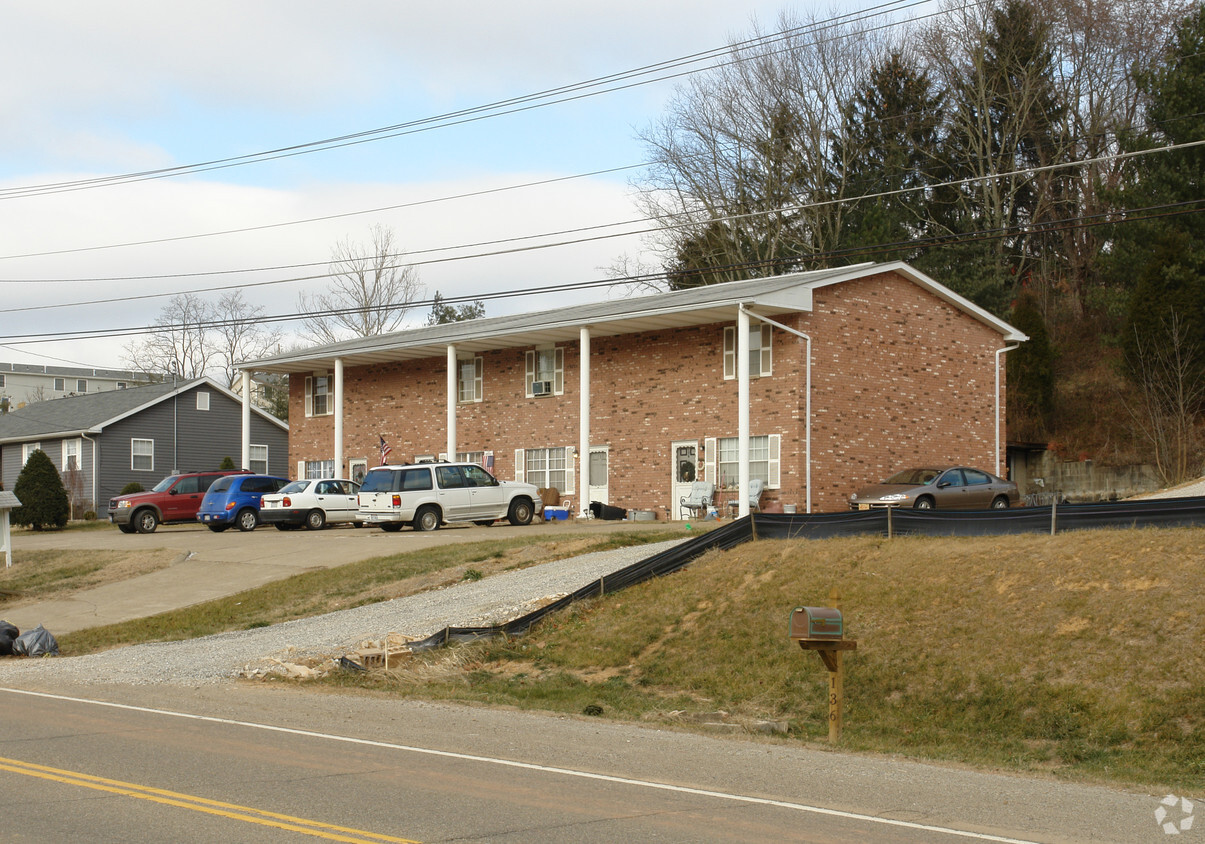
top-left (168, 488), bottom-right (178, 495)
top-left (936, 481), bottom-right (950, 489)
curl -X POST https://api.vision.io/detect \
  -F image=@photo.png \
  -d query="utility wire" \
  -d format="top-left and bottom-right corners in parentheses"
top-left (1, 134), bottom-right (1200, 315)
top-left (0, 0), bottom-right (927, 202)
top-left (1, 196), bottom-right (1201, 346)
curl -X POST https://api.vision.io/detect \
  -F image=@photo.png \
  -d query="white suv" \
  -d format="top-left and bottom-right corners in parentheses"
top-left (358, 462), bottom-right (543, 532)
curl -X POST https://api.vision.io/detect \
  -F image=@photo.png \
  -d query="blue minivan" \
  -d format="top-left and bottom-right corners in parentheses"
top-left (197, 474), bottom-right (289, 532)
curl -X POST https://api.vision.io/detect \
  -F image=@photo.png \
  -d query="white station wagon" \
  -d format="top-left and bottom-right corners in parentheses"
top-left (358, 462), bottom-right (543, 532)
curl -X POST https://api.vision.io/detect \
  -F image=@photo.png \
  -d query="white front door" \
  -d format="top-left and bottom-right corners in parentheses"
top-left (587, 446), bottom-right (609, 509)
top-left (670, 440), bottom-right (698, 521)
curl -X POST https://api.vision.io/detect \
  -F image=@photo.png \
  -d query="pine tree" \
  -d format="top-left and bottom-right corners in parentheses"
top-left (12, 449), bottom-right (69, 531)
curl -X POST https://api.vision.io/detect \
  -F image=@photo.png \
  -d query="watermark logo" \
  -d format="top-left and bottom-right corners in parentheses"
top-left (1156, 795), bottom-right (1194, 835)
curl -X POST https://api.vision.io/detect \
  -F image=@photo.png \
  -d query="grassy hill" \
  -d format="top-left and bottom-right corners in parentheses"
top-left (338, 527), bottom-right (1205, 790)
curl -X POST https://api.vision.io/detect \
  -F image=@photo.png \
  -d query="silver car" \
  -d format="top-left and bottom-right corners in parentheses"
top-left (849, 466), bottom-right (1019, 510)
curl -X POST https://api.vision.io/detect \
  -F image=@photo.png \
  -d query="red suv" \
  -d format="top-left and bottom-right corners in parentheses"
top-left (108, 470), bottom-right (250, 534)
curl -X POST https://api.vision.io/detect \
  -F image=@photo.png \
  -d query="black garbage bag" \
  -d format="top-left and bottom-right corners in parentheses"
top-left (0, 620), bottom-right (17, 640)
top-left (12, 625), bottom-right (59, 657)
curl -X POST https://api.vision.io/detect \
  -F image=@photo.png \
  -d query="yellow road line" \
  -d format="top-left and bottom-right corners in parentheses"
top-left (0, 755), bottom-right (419, 843)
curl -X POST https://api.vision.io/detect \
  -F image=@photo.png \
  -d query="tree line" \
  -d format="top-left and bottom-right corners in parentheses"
top-left (628, 0), bottom-right (1204, 481)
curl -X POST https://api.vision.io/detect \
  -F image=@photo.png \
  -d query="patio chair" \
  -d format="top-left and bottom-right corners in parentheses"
top-left (748, 478), bottom-right (765, 512)
top-left (680, 481), bottom-right (715, 520)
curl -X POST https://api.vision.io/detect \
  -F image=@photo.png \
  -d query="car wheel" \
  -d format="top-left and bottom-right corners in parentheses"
top-left (352, 521), bottom-right (363, 528)
top-left (414, 506), bottom-right (441, 532)
top-left (380, 523), bottom-right (403, 532)
top-left (913, 497), bottom-right (934, 510)
top-left (208, 524), bottom-right (229, 533)
top-left (134, 509), bottom-right (158, 534)
top-left (507, 498), bottom-right (534, 526)
top-left (474, 520), bottom-right (495, 527)
top-left (305, 509), bottom-right (326, 530)
top-left (991, 496), bottom-right (1010, 509)
top-left (236, 508), bottom-right (258, 532)
top-left (117, 523), bottom-right (137, 534)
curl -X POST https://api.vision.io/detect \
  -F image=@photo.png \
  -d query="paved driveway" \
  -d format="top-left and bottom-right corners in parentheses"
top-left (4, 518), bottom-right (678, 635)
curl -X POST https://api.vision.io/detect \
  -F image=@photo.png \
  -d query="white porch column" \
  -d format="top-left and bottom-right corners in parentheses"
top-left (737, 306), bottom-right (751, 517)
top-left (579, 327), bottom-right (590, 517)
top-left (334, 357), bottom-right (344, 477)
top-left (240, 370), bottom-right (251, 471)
top-left (446, 344), bottom-right (457, 460)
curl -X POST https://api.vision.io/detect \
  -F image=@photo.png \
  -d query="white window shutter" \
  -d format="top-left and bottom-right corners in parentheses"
top-left (296, 460), bottom-right (304, 480)
top-left (723, 328), bottom-right (735, 380)
top-left (563, 446), bottom-right (575, 494)
top-left (553, 347), bottom-right (564, 394)
top-left (704, 437), bottom-right (717, 485)
top-left (768, 434), bottom-right (781, 488)
top-left (474, 356), bottom-right (483, 402)
top-left (525, 351), bottom-right (535, 397)
top-left (761, 325), bottom-right (773, 376)
top-left (514, 449), bottom-right (525, 482)
top-left (304, 377), bottom-right (313, 418)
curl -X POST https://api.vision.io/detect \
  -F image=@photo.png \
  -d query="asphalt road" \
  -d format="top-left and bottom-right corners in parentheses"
top-left (0, 682), bottom-right (1172, 844)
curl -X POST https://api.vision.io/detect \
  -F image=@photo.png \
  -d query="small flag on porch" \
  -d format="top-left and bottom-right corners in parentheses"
top-left (379, 436), bottom-right (392, 464)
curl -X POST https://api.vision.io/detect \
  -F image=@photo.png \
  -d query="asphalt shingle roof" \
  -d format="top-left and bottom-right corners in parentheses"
top-left (0, 380), bottom-right (198, 442)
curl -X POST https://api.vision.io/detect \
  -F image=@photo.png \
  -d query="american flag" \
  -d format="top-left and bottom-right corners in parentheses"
top-left (379, 436), bottom-right (392, 464)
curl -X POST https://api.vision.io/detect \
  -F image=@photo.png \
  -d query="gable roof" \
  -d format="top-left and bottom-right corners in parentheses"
top-left (243, 262), bottom-right (1027, 375)
top-left (0, 377), bottom-right (287, 445)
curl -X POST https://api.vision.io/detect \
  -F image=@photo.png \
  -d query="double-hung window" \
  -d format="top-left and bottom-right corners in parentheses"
top-left (723, 324), bottom-right (773, 379)
top-left (131, 438), bottom-right (154, 471)
top-left (458, 356), bottom-right (483, 403)
top-left (705, 434), bottom-right (781, 490)
top-left (304, 374), bottom-right (334, 417)
top-left (249, 444), bottom-right (268, 475)
top-left (514, 446), bottom-right (574, 494)
top-left (525, 348), bottom-right (563, 397)
top-left (62, 438), bottom-right (82, 471)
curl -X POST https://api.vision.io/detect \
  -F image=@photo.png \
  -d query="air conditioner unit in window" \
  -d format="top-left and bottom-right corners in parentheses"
top-left (532, 380), bottom-right (552, 396)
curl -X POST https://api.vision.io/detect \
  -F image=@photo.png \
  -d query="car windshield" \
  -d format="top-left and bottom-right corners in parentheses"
top-left (884, 468), bottom-right (942, 486)
top-left (279, 480), bottom-right (310, 494)
top-left (150, 476), bottom-right (181, 493)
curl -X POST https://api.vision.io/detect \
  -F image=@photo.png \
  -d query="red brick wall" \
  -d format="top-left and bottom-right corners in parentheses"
top-left (287, 270), bottom-right (1008, 514)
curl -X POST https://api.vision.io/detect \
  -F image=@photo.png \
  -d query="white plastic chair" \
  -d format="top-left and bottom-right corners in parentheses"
top-left (680, 481), bottom-right (714, 520)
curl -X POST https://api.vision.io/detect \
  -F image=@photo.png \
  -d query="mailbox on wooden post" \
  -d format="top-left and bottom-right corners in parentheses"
top-left (788, 605), bottom-right (857, 743)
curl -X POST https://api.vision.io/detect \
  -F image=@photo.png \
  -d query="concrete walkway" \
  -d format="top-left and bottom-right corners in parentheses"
top-left (2, 518), bottom-right (682, 636)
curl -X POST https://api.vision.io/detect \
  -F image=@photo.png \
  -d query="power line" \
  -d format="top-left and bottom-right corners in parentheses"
top-left (1, 134), bottom-right (1200, 316)
top-left (0, 0), bottom-right (928, 203)
top-left (1, 196), bottom-right (1201, 347)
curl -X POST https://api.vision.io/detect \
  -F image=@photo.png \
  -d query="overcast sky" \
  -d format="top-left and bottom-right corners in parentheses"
top-left (0, 1), bottom-right (875, 372)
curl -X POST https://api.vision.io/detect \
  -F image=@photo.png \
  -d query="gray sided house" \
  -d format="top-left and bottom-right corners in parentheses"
top-left (0, 378), bottom-right (288, 517)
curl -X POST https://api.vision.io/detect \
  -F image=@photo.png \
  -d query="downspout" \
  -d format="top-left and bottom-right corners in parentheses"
top-left (81, 431), bottom-right (97, 515)
top-left (995, 344), bottom-right (1020, 478)
top-left (741, 306), bottom-right (812, 514)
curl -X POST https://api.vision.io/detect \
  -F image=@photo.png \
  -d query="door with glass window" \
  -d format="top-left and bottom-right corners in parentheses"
top-left (670, 441), bottom-right (698, 521)
top-left (587, 446), bottom-right (609, 509)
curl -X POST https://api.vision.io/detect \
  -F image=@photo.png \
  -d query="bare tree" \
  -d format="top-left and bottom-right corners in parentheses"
top-left (1122, 315), bottom-right (1205, 485)
top-left (212, 290), bottom-right (281, 388)
top-left (123, 291), bottom-right (279, 386)
top-left (298, 224), bottom-right (425, 343)
top-left (634, 11), bottom-right (882, 286)
top-left (1033, 0), bottom-right (1191, 317)
top-left (124, 293), bottom-right (215, 381)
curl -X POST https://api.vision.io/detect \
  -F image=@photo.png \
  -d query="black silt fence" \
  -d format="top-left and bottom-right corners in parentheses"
top-left (391, 496), bottom-right (1205, 655)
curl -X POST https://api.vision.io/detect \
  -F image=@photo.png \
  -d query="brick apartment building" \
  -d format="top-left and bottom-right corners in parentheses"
top-left (237, 262), bottom-right (1027, 517)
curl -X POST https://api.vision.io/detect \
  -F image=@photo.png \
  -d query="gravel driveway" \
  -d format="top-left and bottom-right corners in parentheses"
top-left (0, 539), bottom-right (686, 687)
